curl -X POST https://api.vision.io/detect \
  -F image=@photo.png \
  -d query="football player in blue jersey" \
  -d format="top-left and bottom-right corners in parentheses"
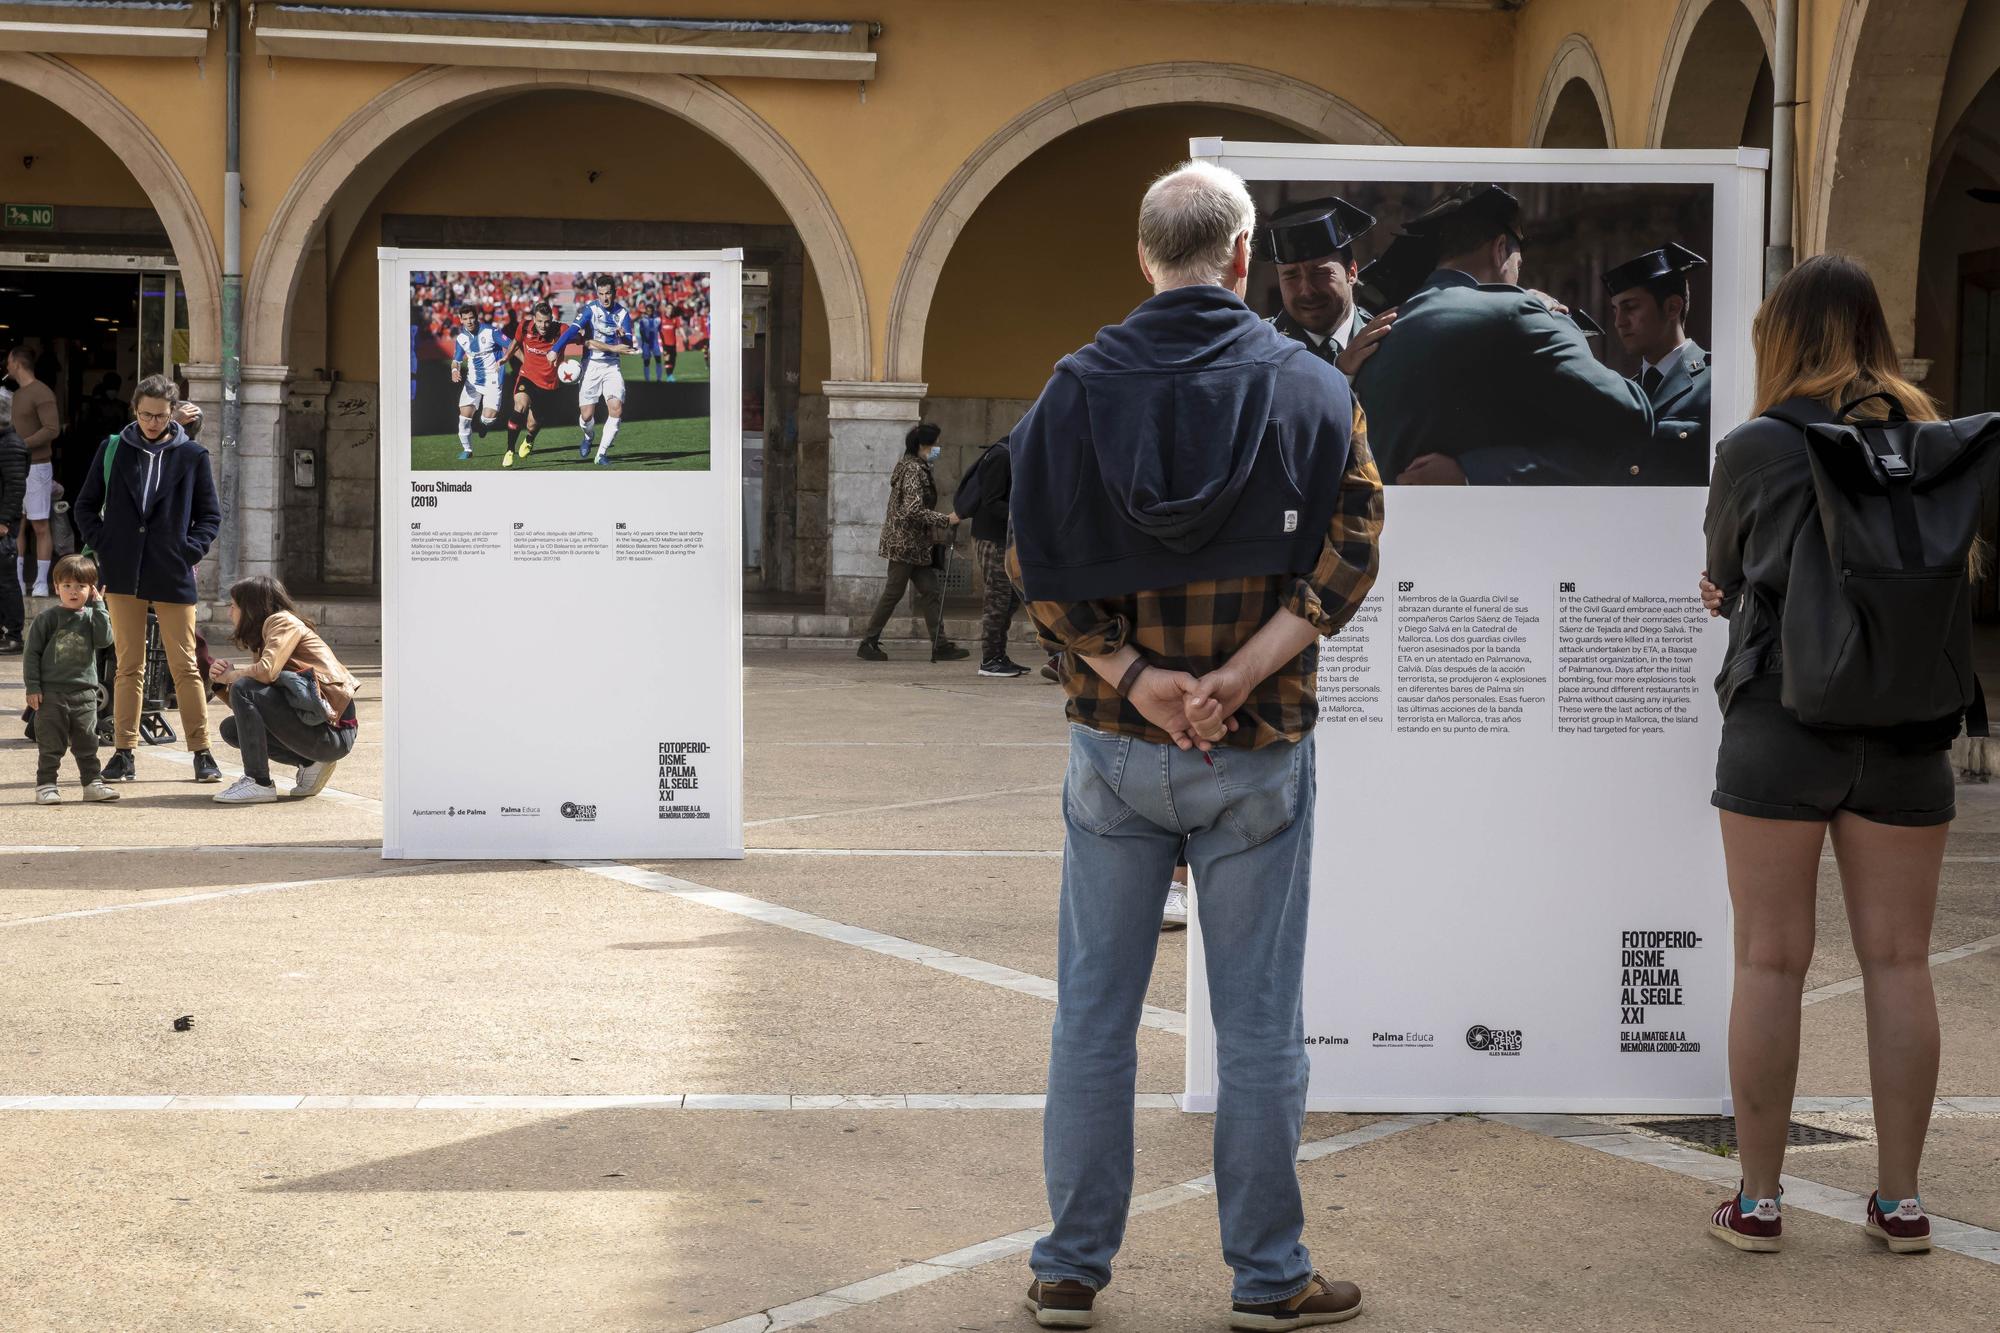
top-left (550, 273), bottom-right (640, 465)
top-left (451, 302), bottom-right (509, 461)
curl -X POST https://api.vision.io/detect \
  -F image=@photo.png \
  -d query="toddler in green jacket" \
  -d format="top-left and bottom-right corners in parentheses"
top-left (26, 553), bottom-right (118, 804)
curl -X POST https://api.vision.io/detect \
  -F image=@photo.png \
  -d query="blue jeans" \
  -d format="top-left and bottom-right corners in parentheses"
top-left (1033, 724), bottom-right (1317, 1304)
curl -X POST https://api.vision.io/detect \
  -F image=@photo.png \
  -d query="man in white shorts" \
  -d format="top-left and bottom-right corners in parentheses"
top-left (550, 273), bottom-right (639, 466)
top-left (451, 303), bottom-right (509, 461)
top-left (7, 347), bottom-right (60, 595)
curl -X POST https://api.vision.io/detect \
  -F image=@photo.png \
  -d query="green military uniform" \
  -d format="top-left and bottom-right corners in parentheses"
top-left (1602, 244), bottom-right (1712, 486)
top-left (1627, 341), bottom-right (1711, 485)
top-left (1354, 269), bottom-right (1654, 484)
top-left (1267, 306), bottom-right (1369, 370)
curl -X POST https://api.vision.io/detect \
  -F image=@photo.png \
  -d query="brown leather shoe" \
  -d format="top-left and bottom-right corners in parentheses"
top-left (1024, 1277), bottom-right (1098, 1328)
top-left (1230, 1271), bottom-right (1363, 1329)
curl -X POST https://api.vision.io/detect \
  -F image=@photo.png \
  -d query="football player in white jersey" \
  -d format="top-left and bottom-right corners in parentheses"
top-left (549, 273), bottom-right (640, 465)
top-left (451, 302), bottom-right (510, 461)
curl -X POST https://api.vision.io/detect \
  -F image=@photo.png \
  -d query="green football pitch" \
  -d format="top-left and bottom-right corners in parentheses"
top-left (618, 348), bottom-right (710, 383)
top-left (412, 414), bottom-right (711, 473)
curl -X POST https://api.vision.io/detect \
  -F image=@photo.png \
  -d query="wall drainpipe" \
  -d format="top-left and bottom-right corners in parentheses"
top-left (218, 0), bottom-right (244, 591)
top-left (1766, 0), bottom-right (1799, 294)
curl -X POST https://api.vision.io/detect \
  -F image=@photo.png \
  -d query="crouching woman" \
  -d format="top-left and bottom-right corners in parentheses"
top-left (207, 577), bottom-right (361, 804)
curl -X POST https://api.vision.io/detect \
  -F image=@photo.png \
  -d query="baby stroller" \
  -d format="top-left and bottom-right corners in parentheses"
top-left (21, 607), bottom-right (211, 747)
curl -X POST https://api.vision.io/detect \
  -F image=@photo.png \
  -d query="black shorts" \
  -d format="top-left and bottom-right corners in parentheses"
top-left (1712, 680), bottom-right (1955, 827)
top-left (511, 376), bottom-right (564, 423)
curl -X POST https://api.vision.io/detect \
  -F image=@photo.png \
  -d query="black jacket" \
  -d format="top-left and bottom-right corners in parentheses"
top-left (1009, 285), bottom-right (1353, 602)
top-left (1704, 397), bottom-right (1831, 716)
top-left (1354, 269), bottom-right (1653, 484)
top-left (73, 421), bottom-right (220, 605)
top-left (953, 439), bottom-right (1012, 546)
top-left (0, 429), bottom-right (25, 532)
top-left (1706, 396), bottom-right (1968, 748)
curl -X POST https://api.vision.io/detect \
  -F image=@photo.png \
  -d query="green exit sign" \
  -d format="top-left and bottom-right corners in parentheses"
top-left (4, 204), bottom-right (54, 230)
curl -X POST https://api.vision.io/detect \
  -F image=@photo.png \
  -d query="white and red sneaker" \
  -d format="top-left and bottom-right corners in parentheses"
top-left (1710, 1187), bottom-right (1782, 1252)
top-left (1865, 1192), bottom-right (1932, 1254)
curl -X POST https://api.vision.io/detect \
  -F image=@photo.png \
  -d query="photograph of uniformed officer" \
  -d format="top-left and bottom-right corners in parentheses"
top-left (1254, 196), bottom-right (1398, 378)
top-left (1349, 184), bottom-right (1655, 485)
top-left (1605, 243), bottom-right (1712, 486)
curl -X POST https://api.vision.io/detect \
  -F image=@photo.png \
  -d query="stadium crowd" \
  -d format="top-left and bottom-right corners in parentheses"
top-left (409, 271), bottom-right (712, 362)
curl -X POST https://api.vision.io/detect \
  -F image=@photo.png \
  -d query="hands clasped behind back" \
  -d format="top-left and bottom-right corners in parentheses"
top-left (1125, 665), bottom-right (1243, 751)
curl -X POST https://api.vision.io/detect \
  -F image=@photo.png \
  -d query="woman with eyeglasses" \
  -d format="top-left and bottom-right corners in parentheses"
top-left (73, 373), bottom-right (223, 786)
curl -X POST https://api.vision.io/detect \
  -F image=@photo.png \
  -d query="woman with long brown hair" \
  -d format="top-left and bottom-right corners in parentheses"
top-left (1699, 254), bottom-right (1956, 1255)
top-left (206, 575), bottom-right (362, 805)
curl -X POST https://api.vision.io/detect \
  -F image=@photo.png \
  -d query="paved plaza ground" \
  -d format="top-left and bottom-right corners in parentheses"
top-left (3, 645), bottom-right (1998, 1331)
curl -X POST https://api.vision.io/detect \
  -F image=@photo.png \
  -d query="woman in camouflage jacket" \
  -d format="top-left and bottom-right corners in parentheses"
top-left (857, 422), bottom-right (968, 662)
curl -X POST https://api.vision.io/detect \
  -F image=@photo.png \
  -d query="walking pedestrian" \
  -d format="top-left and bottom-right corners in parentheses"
top-left (1010, 161), bottom-right (1383, 1330)
top-left (73, 374), bottom-right (224, 785)
top-left (1699, 254), bottom-right (1968, 1256)
top-left (856, 421), bottom-right (969, 663)
top-left (953, 434), bottom-right (1028, 676)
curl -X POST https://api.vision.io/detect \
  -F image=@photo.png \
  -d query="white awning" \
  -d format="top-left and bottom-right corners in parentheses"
top-left (0, 1), bottom-right (209, 58)
top-left (253, 5), bottom-right (878, 80)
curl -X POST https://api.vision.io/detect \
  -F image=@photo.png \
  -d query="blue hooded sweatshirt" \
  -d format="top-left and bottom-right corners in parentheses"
top-left (1008, 285), bottom-right (1354, 603)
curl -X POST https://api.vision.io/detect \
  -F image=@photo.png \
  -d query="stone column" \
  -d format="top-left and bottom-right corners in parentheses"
top-left (823, 380), bottom-right (927, 616)
top-left (181, 361), bottom-right (291, 602)
top-left (321, 381), bottom-right (381, 587)
top-left (284, 378), bottom-right (334, 585)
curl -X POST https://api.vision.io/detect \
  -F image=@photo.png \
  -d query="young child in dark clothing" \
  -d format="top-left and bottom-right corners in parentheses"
top-left (25, 553), bottom-right (117, 804)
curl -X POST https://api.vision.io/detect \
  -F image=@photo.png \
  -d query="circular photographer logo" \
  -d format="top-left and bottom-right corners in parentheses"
top-left (560, 802), bottom-right (598, 822)
top-left (1465, 1024), bottom-right (1524, 1056)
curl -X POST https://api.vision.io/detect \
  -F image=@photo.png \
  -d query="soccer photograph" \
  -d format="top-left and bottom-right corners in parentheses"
top-left (408, 268), bottom-right (714, 473)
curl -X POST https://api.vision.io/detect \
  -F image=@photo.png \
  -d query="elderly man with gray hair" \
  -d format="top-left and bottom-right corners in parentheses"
top-left (1007, 161), bottom-right (1383, 1329)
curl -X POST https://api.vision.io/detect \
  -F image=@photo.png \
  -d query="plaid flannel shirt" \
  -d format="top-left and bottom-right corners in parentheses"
top-left (1010, 410), bottom-right (1384, 750)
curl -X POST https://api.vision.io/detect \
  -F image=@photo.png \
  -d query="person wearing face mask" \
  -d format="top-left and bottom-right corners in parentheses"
top-left (857, 421), bottom-right (970, 663)
top-left (72, 374), bottom-right (224, 785)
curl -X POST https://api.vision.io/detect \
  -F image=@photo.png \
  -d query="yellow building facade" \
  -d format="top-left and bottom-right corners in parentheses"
top-left (0, 0), bottom-right (1994, 623)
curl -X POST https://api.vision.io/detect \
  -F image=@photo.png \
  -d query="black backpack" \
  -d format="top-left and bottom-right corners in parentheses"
top-left (1771, 394), bottom-right (2000, 734)
top-left (952, 437), bottom-right (1010, 526)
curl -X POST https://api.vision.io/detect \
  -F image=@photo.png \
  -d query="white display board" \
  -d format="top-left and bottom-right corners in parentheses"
top-left (1184, 146), bottom-right (1768, 1112)
top-left (379, 250), bottom-right (744, 859)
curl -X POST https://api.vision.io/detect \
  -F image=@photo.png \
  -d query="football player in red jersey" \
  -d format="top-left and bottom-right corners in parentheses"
top-left (501, 300), bottom-right (570, 467)
top-left (658, 302), bottom-right (681, 383)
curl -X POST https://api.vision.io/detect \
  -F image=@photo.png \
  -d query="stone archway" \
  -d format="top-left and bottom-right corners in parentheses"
top-left (1809, 0), bottom-right (1972, 357)
top-left (245, 64), bottom-right (869, 381)
top-left (1649, 0), bottom-right (1775, 148)
top-left (1531, 36), bottom-right (1616, 148)
top-left (882, 62), bottom-right (1398, 385)
top-left (0, 52), bottom-right (222, 364)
